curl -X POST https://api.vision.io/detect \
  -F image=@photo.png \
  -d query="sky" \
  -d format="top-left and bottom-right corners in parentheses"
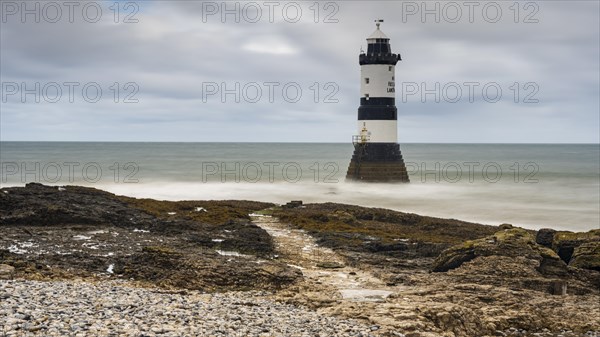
top-left (1, 0), bottom-right (599, 143)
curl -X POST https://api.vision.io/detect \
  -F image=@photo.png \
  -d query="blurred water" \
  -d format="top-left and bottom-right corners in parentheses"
top-left (1, 142), bottom-right (598, 231)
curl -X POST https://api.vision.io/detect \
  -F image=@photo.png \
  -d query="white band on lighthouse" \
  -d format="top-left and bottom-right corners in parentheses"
top-left (357, 120), bottom-right (397, 143)
top-left (361, 64), bottom-right (395, 99)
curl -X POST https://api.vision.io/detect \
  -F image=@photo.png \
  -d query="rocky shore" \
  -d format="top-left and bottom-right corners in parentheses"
top-left (0, 183), bottom-right (299, 291)
top-left (1, 183), bottom-right (599, 336)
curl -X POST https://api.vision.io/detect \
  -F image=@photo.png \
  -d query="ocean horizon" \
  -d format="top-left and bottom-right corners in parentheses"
top-left (2, 142), bottom-right (599, 232)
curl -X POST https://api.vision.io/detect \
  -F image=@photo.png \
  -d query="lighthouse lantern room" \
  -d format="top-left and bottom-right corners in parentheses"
top-left (346, 20), bottom-right (410, 182)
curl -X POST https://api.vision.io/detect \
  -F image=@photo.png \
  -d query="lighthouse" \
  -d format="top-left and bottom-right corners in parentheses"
top-left (346, 20), bottom-right (410, 182)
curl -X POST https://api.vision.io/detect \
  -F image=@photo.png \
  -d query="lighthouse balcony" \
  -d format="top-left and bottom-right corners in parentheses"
top-left (359, 53), bottom-right (401, 66)
top-left (352, 135), bottom-right (370, 145)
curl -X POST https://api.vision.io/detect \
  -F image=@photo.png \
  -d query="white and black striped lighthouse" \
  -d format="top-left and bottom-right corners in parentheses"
top-left (346, 20), bottom-right (410, 182)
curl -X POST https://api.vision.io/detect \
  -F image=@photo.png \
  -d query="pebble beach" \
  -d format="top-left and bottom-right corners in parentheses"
top-left (0, 279), bottom-right (380, 337)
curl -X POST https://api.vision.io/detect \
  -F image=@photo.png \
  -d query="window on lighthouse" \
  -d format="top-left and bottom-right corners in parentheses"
top-left (365, 78), bottom-right (370, 84)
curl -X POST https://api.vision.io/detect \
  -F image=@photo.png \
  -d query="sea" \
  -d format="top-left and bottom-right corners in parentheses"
top-left (1, 142), bottom-right (598, 232)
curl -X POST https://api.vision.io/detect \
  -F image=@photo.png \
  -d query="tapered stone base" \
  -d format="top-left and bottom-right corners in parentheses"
top-left (346, 143), bottom-right (410, 182)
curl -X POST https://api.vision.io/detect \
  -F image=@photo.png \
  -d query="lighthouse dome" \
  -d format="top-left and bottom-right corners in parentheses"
top-left (367, 27), bottom-right (389, 41)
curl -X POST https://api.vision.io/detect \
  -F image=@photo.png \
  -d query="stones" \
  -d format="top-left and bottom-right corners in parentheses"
top-left (283, 200), bottom-right (303, 209)
top-left (536, 228), bottom-right (557, 248)
top-left (0, 264), bottom-right (15, 280)
top-left (550, 280), bottom-right (568, 296)
top-left (0, 279), bottom-right (377, 336)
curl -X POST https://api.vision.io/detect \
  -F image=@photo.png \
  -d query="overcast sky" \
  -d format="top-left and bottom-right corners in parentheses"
top-left (1, 0), bottom-right (598, 143)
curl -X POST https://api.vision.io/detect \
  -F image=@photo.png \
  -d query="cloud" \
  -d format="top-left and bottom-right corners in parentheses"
top-left (0, 1), bottom-right (598, 143)
top-left (242, 36), bottom-right (299, 55)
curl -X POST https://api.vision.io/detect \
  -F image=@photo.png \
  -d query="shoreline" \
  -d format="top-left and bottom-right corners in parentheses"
top-left (1, 181), bottom-right (597, 232)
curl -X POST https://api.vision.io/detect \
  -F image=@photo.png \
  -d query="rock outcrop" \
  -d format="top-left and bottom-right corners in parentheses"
top-left (552, 229), bottom-right (600, 264)
top-left (271, 204), bottom-right (600, 335)
top-left (272, 202), bottom-right (499, 260)
top-left (570, 241), bottom-right (600, 271)
top-left (431, 228), bottom-right (567, 275)
top-left (0, 183), bottom-right (301, 291)
top-left (431, 228), bottom-right (600, 296)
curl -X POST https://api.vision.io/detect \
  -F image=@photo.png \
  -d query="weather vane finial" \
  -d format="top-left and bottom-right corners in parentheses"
top-left (375, 19), bottom-right (384, 29)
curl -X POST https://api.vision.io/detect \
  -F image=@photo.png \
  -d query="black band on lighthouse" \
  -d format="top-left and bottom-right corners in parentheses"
top-left (358, 106), bottom-right (397, 120)
top-left (360, 97), bottom-right (395, 106)
top-left (355, 143), bottom-right (404, 162)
